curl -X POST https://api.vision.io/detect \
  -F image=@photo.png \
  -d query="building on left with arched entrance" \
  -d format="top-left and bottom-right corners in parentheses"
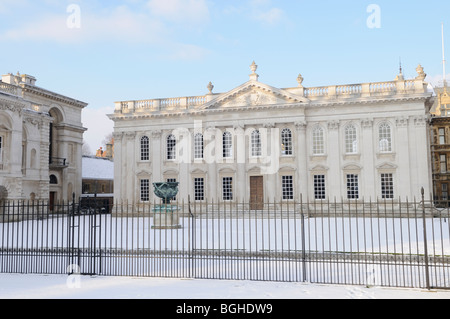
top-left (0, 72), bottom-right (87, 204)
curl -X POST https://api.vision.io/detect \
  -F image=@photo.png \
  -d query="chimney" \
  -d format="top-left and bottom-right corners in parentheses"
top-left (106, 142), bottom-right (114, 160)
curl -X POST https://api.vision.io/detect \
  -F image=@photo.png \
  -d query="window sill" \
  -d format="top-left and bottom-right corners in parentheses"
top-left (310, 154), bottom-right (327, 161)
top-left (376, 152), bottom-right (396, 160)
top-left (343, 153), bottom-right (361, 161)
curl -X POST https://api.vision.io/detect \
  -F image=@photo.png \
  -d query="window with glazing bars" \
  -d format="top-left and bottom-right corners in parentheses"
top-left (167, 134), bottom-right (176, 160)
top-left (381, 173), bottom-right (394, 199)
top-left (345, 124), bottom-right (358, 154)
top-left (314, 175), bottom-right (326, 200)
top-left (222, 177), bottom-right (233, 200)
top-left (312, 126), bottom-right (324, 155)
top-left (346, 174), bottom-right (359, 199)
top-left (223, 132), bottom-right (233, 158)
top-left (379, 123), bottom-right (392, 152)
top-left (281, 128), bottom-right (293, 156)
top-left (140, 136), bottom-right (149, 161)
top-left (194, 133), bottom-right (204, 159)
top-left (439, 128), bottom-right (446, 145)
top-left (140, 179), bottom-right (150, 202)
top-left (282, 175), bottom-right (294, 200)
top-left (251, 130), bottom-right (261, 157)
top-left (194, 177), bottom-right (204, 201)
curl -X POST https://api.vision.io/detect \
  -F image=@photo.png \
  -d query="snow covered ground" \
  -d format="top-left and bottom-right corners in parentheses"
top-left (0, 273), bottom-right (449, 299)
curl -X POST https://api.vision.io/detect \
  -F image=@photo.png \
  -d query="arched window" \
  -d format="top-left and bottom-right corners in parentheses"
top-left (281, 128), bottom-right (293, 156)
top-left (194, 133), bottom-right (204, 159)
top-left (140, 136), bottom-right (149, 161)
top-left (167, 134), bottom-right (176, 160)
top-left (251, 130), bottom-right (261, 157)
top-left (312, 126), bottom-right (325, 155)
top-left (223, 131), bottom-right (233, 158)
top-left (379, 122), bottom-right (392, 152)
top-left (49, 175), bottom-right (58, 185)
top-left (345, 124), bottom-right (358, 154)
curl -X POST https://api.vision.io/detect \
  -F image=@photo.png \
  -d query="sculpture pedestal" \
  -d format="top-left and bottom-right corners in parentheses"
top-left (152, 205), bottom-right (182, 229)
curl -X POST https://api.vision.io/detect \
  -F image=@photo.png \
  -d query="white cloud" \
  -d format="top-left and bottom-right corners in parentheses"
top-left (427, 73), bottom-right (450, 88)
top-left (146, 0), bottom-right (210, 25)
top-left (252, 7), bottom-right (284, 25)
top-left (224, 0), bottom-right (287, 27)
top-left (0, 5), bottom-right (166, 44)
top-left (0, 0), bottom-right (28, 14)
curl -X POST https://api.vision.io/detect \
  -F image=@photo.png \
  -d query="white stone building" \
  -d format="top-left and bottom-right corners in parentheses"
top-left (108, 63), bottom-right (433, 206)
top-left (0, 72), bottom-right (87, 204)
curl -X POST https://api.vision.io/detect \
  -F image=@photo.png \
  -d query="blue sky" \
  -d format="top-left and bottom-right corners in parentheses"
top-left (1, 0), bottom-right (449, 151)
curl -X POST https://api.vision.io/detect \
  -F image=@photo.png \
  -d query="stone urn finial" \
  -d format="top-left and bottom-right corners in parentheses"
top-left (250, 61), bottom-right (258, 74)
top-left (297, 74), bottom-right (304, 87)
top-left (207, 81), bottom-right (214, 94)
top-left (415, 64), bottom-right (427, 80)
top-left (249, 61), bottom-right (259, 81)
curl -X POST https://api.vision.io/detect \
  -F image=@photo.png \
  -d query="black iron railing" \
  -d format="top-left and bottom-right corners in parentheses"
top-left (0, 193), bottom-right (450, 289)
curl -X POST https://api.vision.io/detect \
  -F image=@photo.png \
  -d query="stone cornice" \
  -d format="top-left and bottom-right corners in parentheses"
top-left (20, 84), bottom-right (88, 109)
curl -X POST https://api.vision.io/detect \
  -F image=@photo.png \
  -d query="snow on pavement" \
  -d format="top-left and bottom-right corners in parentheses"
top-left (0, 274), bottom-right (449, 299)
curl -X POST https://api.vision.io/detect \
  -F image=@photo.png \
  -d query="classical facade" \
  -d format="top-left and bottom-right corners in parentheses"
top-left (109, 63), bottom-right (433, 206)
top-left (430, 85), bottom-right (450, 202)
top-left (0, 72), bottom-right (87, 204)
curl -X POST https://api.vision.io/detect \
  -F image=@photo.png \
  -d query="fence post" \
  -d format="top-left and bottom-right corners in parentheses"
top-left (188, 195), bottom-right (195, 279)
top-left (421, 187), bottom-right (431, 290)
top-left (300, 194), bottom-right (307, 282)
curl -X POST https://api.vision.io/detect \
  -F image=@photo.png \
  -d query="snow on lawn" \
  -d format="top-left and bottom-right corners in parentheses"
top-left (2, 215), bottom-right (449, 256)
top-left (0, 273), bottom-right (449, 299)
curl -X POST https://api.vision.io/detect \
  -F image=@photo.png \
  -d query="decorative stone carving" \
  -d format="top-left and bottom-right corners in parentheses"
top-left (361, 118), bottom-right (373, 128)
top-left (396, 117), bottom-right (409, 127)
top-left (151, 130), bottom-right (162, 138)
top-left (327, 121), bottom-right (339, 130)
top-left (416, 64), bottom-right (427, 80)
top-left (295, 121), bottom-right (307, 131)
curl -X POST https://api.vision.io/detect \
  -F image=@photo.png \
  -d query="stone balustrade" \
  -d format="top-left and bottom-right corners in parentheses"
top-left (0, 81), bottom-right (22, 96)
top-left (114, 76), bottom-right (429, 114)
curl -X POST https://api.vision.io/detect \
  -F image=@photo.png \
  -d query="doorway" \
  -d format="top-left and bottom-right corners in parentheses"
top-left (250, 176), bottom-right (264, 210)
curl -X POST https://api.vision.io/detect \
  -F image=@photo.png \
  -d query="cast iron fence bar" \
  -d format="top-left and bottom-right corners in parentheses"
top-left (421, 188), bottom-right (431, 290)
top-left (1, 194), bottom-right (450, 289)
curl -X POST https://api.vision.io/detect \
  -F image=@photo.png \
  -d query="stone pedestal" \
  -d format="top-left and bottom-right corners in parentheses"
top-left (152, 205), bottom-right (182, 229)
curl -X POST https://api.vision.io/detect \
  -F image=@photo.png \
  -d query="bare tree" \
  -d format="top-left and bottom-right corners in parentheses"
top-left (82, 141), bottom-right (93, 156)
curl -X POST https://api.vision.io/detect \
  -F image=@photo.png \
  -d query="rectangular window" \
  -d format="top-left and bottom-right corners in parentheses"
top-left (442, 183), bottom-right (448, 201)
top-left (312, 128), bottom-right (325, 155)
top-left (223, 132), bottom-right (233, 158)
top-left (282, 175), bottom-right (294, 200)
top-left (194, 134), bottom-right (204, 159)
top-left (441, 154), bottom-right (447, 173)
top-left (140, 136), bottom-right (149, 161)
top-left (194, 178), bottom-right (205, 201)
top-left (251, 130), bottom-right (262, 157)
top-left (381, 173), bottom-right (394, 199)
top-left (346, 174), bottom-right (359, 199)
top-left (314, 175), bottom-right (326, 200)
top-left (140, 179), bottom-right (150, 202)
top-left (439, 128), bottom-right (446, 145)
top-left (222, 177), bottom-right (233, 201)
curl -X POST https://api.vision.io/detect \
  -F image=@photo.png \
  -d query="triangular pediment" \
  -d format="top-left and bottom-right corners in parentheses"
top-left (376, 162), bottom-right (397, 170)
top-left (201, 81), bottom-right (309, 110)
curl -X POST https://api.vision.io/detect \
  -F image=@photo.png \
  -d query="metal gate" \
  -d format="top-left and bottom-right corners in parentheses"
top-left (68, 204), bottom-right (103, 276)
